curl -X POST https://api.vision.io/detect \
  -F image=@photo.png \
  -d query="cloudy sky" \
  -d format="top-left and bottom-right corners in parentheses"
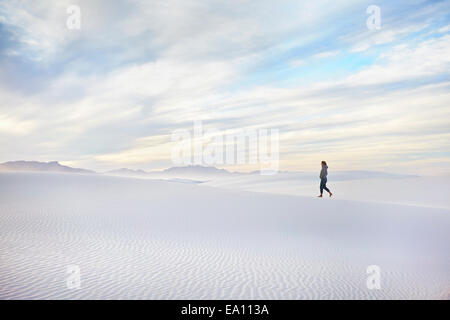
top-left (0, 0), bottom-right (449, 174)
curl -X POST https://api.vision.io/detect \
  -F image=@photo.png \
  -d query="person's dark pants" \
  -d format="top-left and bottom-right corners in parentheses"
top-left (320, 178), bottom-right (331, 195)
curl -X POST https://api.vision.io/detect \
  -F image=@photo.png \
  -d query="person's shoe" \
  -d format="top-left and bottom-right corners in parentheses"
top-left (317, 195), bottom-right (323, 198)
top-left (329, 192), bottom-right (333, 197)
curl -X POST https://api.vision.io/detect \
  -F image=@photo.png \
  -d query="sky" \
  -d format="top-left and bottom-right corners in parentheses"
top-left (0, 0), bottom-right (449, 174)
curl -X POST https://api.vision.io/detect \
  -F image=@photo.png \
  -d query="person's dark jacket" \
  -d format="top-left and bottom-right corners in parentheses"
top-left (320, 165), bottom-right (328, 179)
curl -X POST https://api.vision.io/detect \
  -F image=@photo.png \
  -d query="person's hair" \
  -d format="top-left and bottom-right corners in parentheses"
top-left (321, 161), bottom-right (327, 166)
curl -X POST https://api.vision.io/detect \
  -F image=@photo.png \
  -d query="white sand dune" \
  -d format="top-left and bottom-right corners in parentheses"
top-left (203, 173), bottom-right (450, 209)
top-left (0, 172), bottom-right (449, 299)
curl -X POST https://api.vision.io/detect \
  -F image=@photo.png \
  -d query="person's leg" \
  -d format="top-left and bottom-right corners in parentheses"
top-left (323, 178), bottom-right (332, 195)
top-left (319, 179), bottom-right (324, 195)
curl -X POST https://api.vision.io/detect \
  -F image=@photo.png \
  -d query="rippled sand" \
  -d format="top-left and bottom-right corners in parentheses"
top-left (0, 172), bottom-right (449, 299)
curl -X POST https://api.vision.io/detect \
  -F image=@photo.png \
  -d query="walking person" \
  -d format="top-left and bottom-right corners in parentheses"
top-left (318, 161), bottom-right (332, 198)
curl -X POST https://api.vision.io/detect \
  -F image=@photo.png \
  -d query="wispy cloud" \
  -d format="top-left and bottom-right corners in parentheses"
top-left (0, 0), bottom-right (449, 174)
top-left (313, 50), bottom-right (340, 58)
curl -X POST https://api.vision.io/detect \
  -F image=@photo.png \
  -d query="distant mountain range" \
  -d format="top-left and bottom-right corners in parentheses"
top-left (160, 165), bottom-right (231, 176)
top-left (106, 165), bottom-right (233, 178)
top-left (0, 161), bottom-right (234, 177)
top-left (0, 160), bottom-right (417, 180)
top-left (0, 161), bottom-right (95, 174)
